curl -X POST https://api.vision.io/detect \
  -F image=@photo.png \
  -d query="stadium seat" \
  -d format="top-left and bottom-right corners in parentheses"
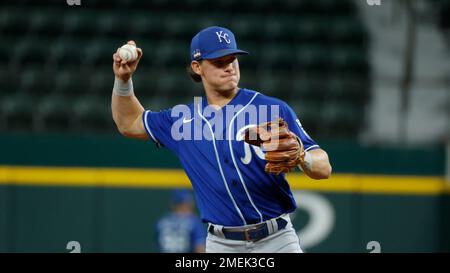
top-left (127, 0), bottom-right (172, 11)
top-left (0, 68), bottom-right (21, 95)
top-left (0, 0), bottom-right (369, 137)
top-left (152, 41), bottom-right (189, 68)
top-left (229, 17), bottom-right (265, 42)
top-left (290, 74), bottom-right (330, 101)
top-left (1, 93), bottom-right (35, 131)
top-left (164, 14), bottom-right (198, 41)
top-left (28, 9), bottom-right (64, 38)
top-left (260, 44), bottom-right (295, 71)
top-left (14, 39), bottom-right (50, 66)
top-left (294, 0), bottom-right (354, 15)
top-left (329, 17), bottom-right (367, 44)
top-left (330, 47), bottom-right (369, 72)
top-left (131, 14), bottom-right (166, 41)
top-left (247, 0), bottom-right (279, 13)
top-left (17, 0), bottom-right (63, 8)
top-left (73, 95), bottom-right (113, 132)
top-left (52, 39), bottom-right (87, 68)
top-left (288, 99), bottom-right (321, 135)
top-left (84, 38), bottom-right (121, 68)
top-left (142, 96), bottom-right (173, 111)
top-left (35, 95), bottom-right (72, 132)
top-left (295, 45), bottom-right (330, 71)
top-left (264, 18), bottom-right (297, 43)
top-left (294, 17), bottom-right (330, 43)
top-left (155, 72), bottom-right (184, 96)
top-left (0, 42), bottom-right (11, 66)
top-left (168, 73), bottom-right (198, 98)
top-left (89, 71), bottom-right (114, 97)
top-left (19, 67), bottom-right (55, 95)
top-left (64, 12), bottom-right (100, 39)
top-left (55, 68), bottom-right (92, 96)
top-left (210, 0), bottom-right (242, 12)
top-left (327, 76), bottom-right (370, 103)
top-left (0, 8), bottom-right (30, 37)
top-left (132, 68), bottom-right (158, 94)
top-left (321, 102), bottom-right (364, 136)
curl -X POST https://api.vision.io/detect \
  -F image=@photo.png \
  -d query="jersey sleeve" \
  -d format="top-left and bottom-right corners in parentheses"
top-left (281, 102), bottom-right (320, 152)
top-left (142, 109), bottom-right (178, 153)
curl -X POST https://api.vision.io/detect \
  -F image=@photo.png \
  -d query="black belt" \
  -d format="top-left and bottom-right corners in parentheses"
top-left (208, 217), bottom-right (288, 242)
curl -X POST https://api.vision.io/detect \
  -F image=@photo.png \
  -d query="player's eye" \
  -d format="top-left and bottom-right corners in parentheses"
top-left (213, 57), bottom-right (235, 67)
top-left (213, 61), bottom-right (225, 67)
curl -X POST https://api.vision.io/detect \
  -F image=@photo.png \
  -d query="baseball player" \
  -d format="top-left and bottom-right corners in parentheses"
top-left (156, 189), bottom-right (206, 253)
top-left (111, 26), bottom-right (332, 253)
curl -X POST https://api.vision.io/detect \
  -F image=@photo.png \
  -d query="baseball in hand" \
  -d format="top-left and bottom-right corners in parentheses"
top-left (118, 44), bottom-right (138, 62)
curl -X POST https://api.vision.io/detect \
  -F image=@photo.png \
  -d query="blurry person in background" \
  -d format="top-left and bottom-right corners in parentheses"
top-left (155, 189), bottom-right (206, 253)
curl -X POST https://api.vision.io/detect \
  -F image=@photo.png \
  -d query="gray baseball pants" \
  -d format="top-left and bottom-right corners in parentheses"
top-left (206, 214), bottom-right (303, 253)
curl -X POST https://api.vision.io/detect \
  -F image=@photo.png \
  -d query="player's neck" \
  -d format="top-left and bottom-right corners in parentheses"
top-left (203, 86), bottom-right (239, 109)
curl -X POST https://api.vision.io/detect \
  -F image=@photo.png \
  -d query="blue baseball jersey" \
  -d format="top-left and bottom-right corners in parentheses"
top-left (156, 213), bottom-right (206, 253)
top-left (143, 88), bottom-right (319, 226)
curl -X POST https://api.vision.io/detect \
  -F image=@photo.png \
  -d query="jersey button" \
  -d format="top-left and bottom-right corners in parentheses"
top-left (232, 180), bottom-right (238, 186)
top-left (224, 158), bottom-right (229, 164)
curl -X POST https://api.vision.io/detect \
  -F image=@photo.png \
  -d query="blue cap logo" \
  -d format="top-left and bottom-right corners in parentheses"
top-left (215, 30), bottom-right (231, 44)
top-left (190, 26), bottom-right (249, 61)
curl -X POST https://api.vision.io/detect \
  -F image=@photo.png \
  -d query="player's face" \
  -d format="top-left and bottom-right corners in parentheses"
top-left (200, 55), bottom-right (240, 92)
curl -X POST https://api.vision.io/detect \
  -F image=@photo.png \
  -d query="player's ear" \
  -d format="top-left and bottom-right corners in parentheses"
top-left (191, 61), bottom-right (202, 76)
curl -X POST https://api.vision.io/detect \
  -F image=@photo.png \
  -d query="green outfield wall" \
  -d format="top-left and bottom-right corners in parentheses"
top-left (0, 133), bottom-right (448, 252)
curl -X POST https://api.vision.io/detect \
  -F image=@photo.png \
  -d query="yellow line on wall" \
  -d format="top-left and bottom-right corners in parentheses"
top-left (288, 173), bottom-right (449, 195)
top-left (0, 165), bottom-right (448, 195)
top-left (0, 166), bottom-right (191, 188)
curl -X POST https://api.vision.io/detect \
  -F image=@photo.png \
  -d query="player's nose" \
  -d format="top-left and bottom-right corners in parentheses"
top-left (224, 62), bottom-right (235, 73)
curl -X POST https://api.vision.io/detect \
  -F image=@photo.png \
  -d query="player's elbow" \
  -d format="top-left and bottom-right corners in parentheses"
top-left (114, 122), bottom-right (136, 137)
top-left (113, 116), bottom-right (134, 137)
top-left (321, 164), bottom-right (332, 179)
top-left (115, 125), bottom-right (146, 140)
top-left (116, 124), bottom-right (132, 137)
top-left (311, 164), bottom-right (332, 180)
top-left (113, 115), bottom-right (128, 135)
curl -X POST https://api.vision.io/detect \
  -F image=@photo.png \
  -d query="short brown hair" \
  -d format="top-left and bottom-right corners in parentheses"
top-left (186, 63), bottom-right (202, 83)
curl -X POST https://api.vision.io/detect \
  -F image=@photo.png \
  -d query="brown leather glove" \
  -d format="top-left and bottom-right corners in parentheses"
top-left (244, 118), bottom-right (305, 175)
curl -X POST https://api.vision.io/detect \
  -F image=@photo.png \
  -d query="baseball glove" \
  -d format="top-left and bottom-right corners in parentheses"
top-left (244, 118), bottom-right (305, 175)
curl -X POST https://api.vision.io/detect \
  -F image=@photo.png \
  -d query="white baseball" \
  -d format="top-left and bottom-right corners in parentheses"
top-left (118, 44), bottom-right (138, 62)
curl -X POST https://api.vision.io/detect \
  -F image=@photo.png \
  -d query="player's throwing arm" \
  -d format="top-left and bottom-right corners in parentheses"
top-left (111, 41), bottom-right (148, 140)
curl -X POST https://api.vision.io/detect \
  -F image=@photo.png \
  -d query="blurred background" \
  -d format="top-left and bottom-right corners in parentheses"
top-left (0, 0), bottom-right (449, 252)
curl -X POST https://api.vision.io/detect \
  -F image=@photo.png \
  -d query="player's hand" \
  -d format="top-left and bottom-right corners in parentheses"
top-left (244, 118), bottom-right (305, 175)
top-left (112, 40), bottom-right (143, 82)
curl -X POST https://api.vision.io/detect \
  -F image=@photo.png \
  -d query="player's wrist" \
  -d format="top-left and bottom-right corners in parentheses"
top-left (298, 151), bottom-right (313, 172)
top-left (113, 77), bottom-right (134, 96)
top-left (303, 151), bottom-right (313, 169)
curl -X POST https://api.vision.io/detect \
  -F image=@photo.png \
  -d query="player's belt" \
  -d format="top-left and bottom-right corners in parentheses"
top-left (208, 217), bottom-right (288, 242)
